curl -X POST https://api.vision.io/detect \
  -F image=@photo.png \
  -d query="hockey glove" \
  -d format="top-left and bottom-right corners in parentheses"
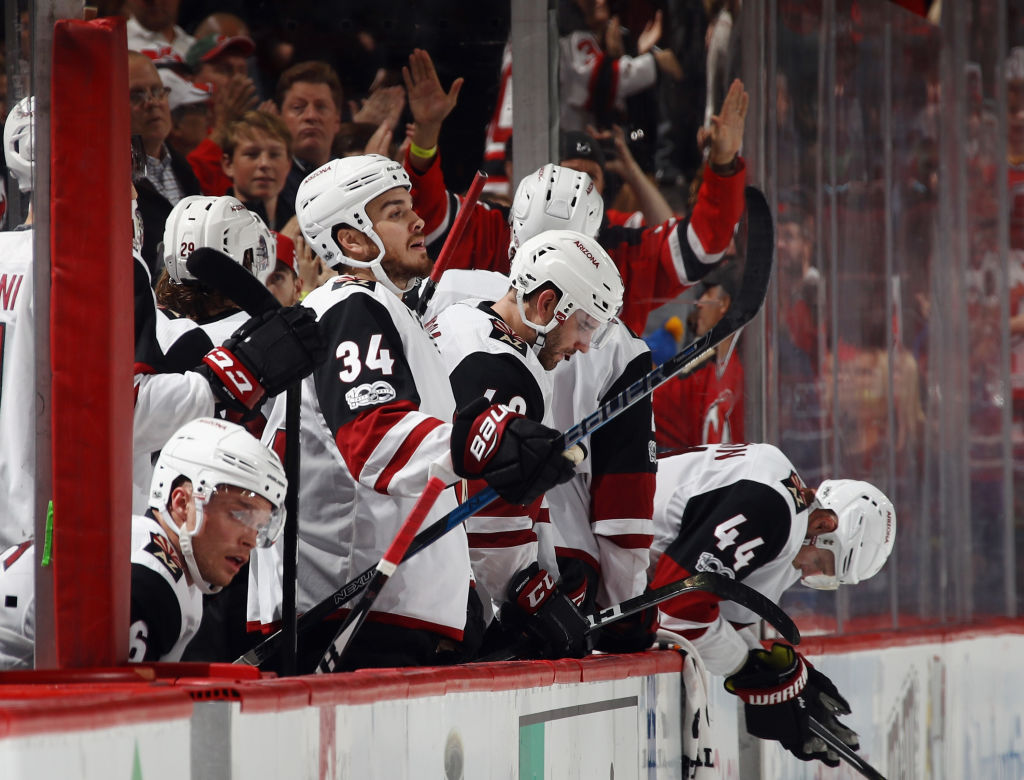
top-left (198, 305), bottom-right (327, 412)
top-left (592, 602), bottom-right (658, 654)
top-left (499, 563), bottom-right (592, 659)
top-left (450, 398), bottom-right (576, 505)
top-left (724, 642), bottom-right (858, 768)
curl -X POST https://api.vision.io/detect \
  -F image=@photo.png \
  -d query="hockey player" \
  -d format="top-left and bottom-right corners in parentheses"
top-left (0, 96), bottom-right (36, 549)
top-left (250, 153), bottom-right (577, 672)
top-left (648, 442), bottom-right (896, 767)
top-left (427, 229), bottom-right (623, 658)
top-left (0, 418), bottom-right (286, 667)
top-left (132, 193), bottom-right (320, 512)
top-left (131, 417), bottom-right (287, 662)
top-left (402, 47), bottom-right (748, 335)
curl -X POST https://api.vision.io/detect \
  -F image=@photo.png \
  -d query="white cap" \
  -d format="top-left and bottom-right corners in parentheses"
top-left (159, 68), bottom-right (212, 112)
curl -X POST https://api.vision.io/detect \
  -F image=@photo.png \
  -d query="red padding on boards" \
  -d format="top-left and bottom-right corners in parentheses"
top-left (49, 18), bottom-right (133, 667)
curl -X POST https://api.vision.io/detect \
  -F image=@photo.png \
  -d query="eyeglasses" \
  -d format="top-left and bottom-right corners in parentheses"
top-left (129, 86), bottom-right (171, 106)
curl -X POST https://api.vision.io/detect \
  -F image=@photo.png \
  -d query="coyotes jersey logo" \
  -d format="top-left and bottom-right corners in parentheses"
top-left (145, 532), bottom-right (184, 581)
top-left (489, 317), bottom-right (528, 356)
top-left (780, 470), bottom-right (810, 512)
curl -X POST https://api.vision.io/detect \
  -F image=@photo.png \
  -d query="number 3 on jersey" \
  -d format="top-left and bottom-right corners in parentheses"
top-left (713, 514), bottom-right (763, 572)
top-left (336, 334), bottom-right (395, 382)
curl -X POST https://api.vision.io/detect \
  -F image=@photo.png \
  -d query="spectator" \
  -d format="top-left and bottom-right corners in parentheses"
top-left (129, 50), bottom-right (201, 280)
top-left (183, 35), bottom-right (260, 197)
top-left (266, 230), bottom-right (303, 306)
top-left (221, 110), bottom-right (294, 230)
top-left (160, 68), bottom-right (212, 158)
top-left (653, 261), bottom-right (744, 450)
top-left (124, 0), bottom-right (195, 61)
top-left (275, 61), bottom-right (344, 216)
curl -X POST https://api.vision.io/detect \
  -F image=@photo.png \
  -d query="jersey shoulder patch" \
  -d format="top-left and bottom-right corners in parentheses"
top-left (780, 470), bottom-right (810, 512)
top-left (143, 531), bottom-right (185, 581)
top-left (488, 316), bottom-right (528, 356)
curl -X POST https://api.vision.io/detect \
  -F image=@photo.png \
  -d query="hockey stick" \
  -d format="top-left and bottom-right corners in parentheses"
top-left (808, 717), bottom-right (887, 780)
top-left (186, 247), bottom-right (280, 316)
top-left (315, 476), bottom-right (447, 673)
top-left (235, 186), bottom-right (773, 667)
top-left (430, 169), bottom-right (487, 282)
top-left (413, 169), bottom-right (488, 316)
top-left (476, 571), bottom-right (800, 662)
top-left (185, 247), bottom-right (305, 673)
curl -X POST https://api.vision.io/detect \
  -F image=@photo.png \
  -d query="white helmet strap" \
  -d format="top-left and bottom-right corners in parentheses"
top-left (335, 227), bottom-right (421, 298)
top-left (175, 493), bottom-right (221, 596)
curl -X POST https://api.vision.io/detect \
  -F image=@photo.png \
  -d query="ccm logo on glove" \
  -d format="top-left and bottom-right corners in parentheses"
top-left (203, 347), bottom-right (262, 409)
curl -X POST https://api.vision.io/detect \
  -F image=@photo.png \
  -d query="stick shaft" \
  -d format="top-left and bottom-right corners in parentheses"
top-left (429, 170), bottom-right (488, 282)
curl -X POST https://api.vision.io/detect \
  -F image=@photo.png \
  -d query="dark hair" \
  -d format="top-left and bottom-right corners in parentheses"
top-left (155, 268), bottom-right (237, 320)
top-left (275, 60), bottom-right (343, 113)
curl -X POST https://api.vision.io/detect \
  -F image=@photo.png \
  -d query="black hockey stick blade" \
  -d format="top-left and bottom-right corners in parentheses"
top-left (589, 572), bottom-right (799, 645)
top-left (186, 247), bottom-right (280, 316)
top-left (808, 717), bottom-right (887, 780)
top-left (235, 187), bottom-right (775, 667)
top-left (477, 571), bottom-right (799, 663)
top-left (563, 186), bottom-right (773, 446)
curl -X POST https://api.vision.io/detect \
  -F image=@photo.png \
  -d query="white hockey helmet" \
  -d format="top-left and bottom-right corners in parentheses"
top-left (801, 479), bottom-right (896, 590)
top-left (295, 154), bottom-right (414, 296)
top-left (162, 195), bottom-right (274, 285)
top-left (508, 163), bottom-right (604, 258)
top-left (509, 229), bottom-right (623, 348)
top-left (4, 96), bottom-right (35, 193)
top-left (148, 417), bottom-right (287, 594)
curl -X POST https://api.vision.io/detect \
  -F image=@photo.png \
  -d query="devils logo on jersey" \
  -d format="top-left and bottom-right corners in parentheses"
top-left (489, 317), bottom-right (528, 356)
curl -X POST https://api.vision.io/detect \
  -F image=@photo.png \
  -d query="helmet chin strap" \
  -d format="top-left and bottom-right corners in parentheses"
top-left (514, 288), bottom-right (553, 354)
top-left (337, 232), bottom-right (422, 298)
top-left (177, 498), bottom-right (222, 595)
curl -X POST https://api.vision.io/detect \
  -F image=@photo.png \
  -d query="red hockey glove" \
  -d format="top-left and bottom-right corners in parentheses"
top-left (725, 642), bottom-right (858, 767)
top-left (198, 305), bottom-right (327, 412)
top-left (450, 398), bottom-right (575, 505)
top-left (499, 563), bottom-right (592, 659)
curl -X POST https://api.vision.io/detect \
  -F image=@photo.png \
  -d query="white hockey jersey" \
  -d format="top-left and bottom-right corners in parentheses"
top-left (0, 229), bottom-right (35, 547)
top-left (251, 276), bottom-right (471, 639)
top-left (649, 443), bottom-right (810, 674)
top-left (0, 539), bottom-right (35, 669)
top-left (129, 513), bottom-right (204, 662)
top-left (429, 294), bottom-right (553, 601)
top-left (545, 319), bottom-right (657, 608)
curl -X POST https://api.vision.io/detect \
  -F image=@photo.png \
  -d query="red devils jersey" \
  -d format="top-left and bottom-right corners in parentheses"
top-left (654, 346), bottom-right (744, 450)
top-left (649, 443), bottom-right (809, 674)
top-left (405, 150), bottom-right (746, 333)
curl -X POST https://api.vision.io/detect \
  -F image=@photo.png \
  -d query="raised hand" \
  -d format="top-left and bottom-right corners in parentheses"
top-left (351, 85), bottom-right (406, 131)
top-left (700, 78), bottom-right (749, 167)
top-left (402, 48), bottom-right (463, 131)
top-left (637, 9), bottom-right (664, 54)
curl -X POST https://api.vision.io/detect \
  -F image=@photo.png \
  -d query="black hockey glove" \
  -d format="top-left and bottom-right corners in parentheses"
top-left (592, 602), bottom-right (658, 654)
top-left (498, 563), bottom-right (592, 659)
top-left (724, 642), bottom-right (858, 768)
top-left (197, 305), bottom-right (327, 412)
top-left (450, 397), bottom-right (575, 505)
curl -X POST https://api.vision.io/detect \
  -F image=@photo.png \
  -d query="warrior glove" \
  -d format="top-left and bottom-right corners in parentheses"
top-left (198, 306), bottom-right (327, 412)
top-left (450, 397), bottom-right (575, 505)
top-left (725, 642), bottom-right (858, 767)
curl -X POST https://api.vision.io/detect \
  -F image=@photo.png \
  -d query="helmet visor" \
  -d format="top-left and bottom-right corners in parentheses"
top-left (209, 484), bottom-right (285, 548)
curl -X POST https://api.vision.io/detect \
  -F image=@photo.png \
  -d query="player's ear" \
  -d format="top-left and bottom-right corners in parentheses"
top-left (335, 226), bottom-right (372, 260)
top-left (168, 481), bottom-right (194, 529)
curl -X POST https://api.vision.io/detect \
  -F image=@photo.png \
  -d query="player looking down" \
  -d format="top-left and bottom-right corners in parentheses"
top-left (649, 443), bottom-right (896, 768)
